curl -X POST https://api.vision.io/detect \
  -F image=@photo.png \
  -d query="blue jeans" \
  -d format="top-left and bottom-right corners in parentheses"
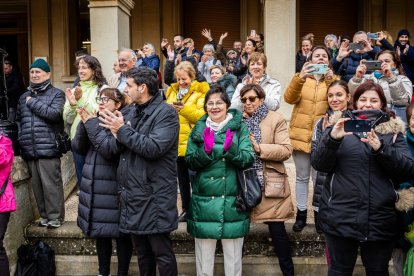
top-left (73, 152), bottom-right (86, 187)
top-left (391, 105), bottom-right (407, 125)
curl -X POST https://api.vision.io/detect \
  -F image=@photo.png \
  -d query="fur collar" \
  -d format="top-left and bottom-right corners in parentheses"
top-left (329, 111), bottom-right (406, 135)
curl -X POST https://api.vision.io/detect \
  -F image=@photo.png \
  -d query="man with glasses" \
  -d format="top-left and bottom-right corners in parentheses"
top-left (108, 48), bottom-right (137, 93)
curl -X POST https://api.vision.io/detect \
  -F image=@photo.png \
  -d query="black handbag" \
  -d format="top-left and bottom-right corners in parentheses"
top-left (235, 167), bottom-right (262, 212)
top-left (56, 131), bottom-right (71, 154)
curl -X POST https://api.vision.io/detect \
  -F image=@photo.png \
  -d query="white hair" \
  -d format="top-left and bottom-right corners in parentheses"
top-left (143, 43), bottom-right (155, 54)
top-left (119, 47), bottom-right (137, 61)
top-left (202, 44), bottom-right (215, 53)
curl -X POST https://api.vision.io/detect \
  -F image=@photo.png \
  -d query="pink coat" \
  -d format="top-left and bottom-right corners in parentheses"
top-left (0, 135), bottom-right (16, 213)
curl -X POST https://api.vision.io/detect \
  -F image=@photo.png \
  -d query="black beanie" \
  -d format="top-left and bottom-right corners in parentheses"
top-left (398, 29), bottom-right (410, 38)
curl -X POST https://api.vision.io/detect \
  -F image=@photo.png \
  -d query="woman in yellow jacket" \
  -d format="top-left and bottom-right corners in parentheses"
top-left (165, 61), bottom-right (210, 221)
top-left (284, 46), bottom-right (338, 232)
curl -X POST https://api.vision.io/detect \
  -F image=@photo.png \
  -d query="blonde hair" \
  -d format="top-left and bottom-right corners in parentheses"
top-left (302, 33), bottom-right (315, 45)
top-left (174, 61), bottom-right (196, 80)
top-left (247, 52), bottom-right (267, 68)
top-left (209, 65), bottom-right (226, 75)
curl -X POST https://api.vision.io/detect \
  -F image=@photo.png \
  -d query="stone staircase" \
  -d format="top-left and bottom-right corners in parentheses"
top-left (25, 220), bottom-right (330, 275)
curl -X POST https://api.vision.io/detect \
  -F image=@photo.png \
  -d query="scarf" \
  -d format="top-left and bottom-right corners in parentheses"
top-left (243, 103), bottom-right (269, 185)
top-left (373, 68), bottom-right (398, 79)
top-left (29, 79), bottom-right (51, 93)
top-left (176, 84), bottom-right (191, 101)
top-left (206, 113), bottom-right (233, 132)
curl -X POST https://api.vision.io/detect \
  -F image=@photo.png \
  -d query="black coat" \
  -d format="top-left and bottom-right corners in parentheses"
top-left (16, 85), bottom-right (65, 160)
top-left (72, 118), bottom-right (122, 238)
top-left (116, 92), bottom-right (180, 235)
top-left (310, 117), bottom-right (326, 209)
top-left (311, 114), bottom-right (414, 241)
top-left (5, 71), bottom-right (25, 108)
top-left (331, 47), bottom-right (381, 82)
top-left (163, 56), bottom-right (206, 86)
top-left (295, 50), bottom-right (307, 73)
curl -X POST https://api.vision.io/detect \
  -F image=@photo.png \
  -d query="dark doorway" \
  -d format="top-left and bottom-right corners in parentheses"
top-left (183, 0), bottom-right (240, 51)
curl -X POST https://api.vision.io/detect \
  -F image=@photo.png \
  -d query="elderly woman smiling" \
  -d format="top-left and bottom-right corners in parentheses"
top-left (136, 42), bottom-right (160, 72)
top-left (185, 87), bottom-right (254, 276)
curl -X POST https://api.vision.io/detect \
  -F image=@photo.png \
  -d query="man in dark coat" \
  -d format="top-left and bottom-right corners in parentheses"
top-left (99, 67), bottom-right (180, 276)
top-left (16, 58), bottom-right (65, 228)
top-left (4, 59), bottom-right (24, 122)
top-left (332, 31), bottom-right (381, 82)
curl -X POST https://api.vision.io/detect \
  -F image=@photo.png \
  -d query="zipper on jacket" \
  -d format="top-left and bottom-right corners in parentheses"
top-left (328, 173), bottom-right (335, 204)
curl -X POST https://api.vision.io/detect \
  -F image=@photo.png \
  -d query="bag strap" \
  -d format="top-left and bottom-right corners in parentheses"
top-left (0, 172), bottom-right (10, 197)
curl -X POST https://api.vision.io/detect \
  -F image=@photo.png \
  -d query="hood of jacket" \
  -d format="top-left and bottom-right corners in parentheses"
top-left (213, 73), bottom-right (237, 88)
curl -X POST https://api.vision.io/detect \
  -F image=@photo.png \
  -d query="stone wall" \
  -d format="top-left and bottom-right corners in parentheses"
top-left (4, 152), bottom-right (76, 274)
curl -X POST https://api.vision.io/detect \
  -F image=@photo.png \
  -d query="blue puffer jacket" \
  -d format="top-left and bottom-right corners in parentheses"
top-left (16, 84), bottom-right (65, 160)
top-left (136, 54), bottom-right (160, 72)
top-left (72, 117), bottom-right (122, 238)
top-left (332, 47), bottom-right (381, 82)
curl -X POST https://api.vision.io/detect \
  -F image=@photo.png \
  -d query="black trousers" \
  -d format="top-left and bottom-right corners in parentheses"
top-left (95, 235), bottom-right (133, 276)
top-left (177, 156), bottom-right (192, 212)
top-left (0, 212), bottom-right (10, 276)
top-left (132, 233), bottom-right (177, 276)
top-left (325, 233), bottom-right (394, 276)
top-left (267, 222), bottom-right (294, 276)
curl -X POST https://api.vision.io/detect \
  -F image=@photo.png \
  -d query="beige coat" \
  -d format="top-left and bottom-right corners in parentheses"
top-left (284, 73), bottom-right (338, 153)
top-left (250, 111), bottom-right (295, 223)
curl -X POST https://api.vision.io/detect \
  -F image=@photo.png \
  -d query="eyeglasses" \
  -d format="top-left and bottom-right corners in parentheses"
top-left (241, 96), bottom-right (259, 104)
top-left (96, 97), bottom-right (114, 104)
top-left (206, 101), bottom-right (226, 108)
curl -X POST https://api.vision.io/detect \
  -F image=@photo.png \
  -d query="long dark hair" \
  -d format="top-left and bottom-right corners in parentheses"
top-left (78, 55), bottom-right (106, 87)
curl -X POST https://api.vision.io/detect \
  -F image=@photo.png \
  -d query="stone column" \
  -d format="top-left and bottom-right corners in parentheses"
top-left (88, 0), bottom-right (135, 79)
top-left (263, 0), bottom-right (296, 118)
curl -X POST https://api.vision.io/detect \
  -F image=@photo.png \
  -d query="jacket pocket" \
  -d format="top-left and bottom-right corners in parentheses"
top-left (264, 163), bottom-right (290, 199)
top-left (328, 173), bottom-right (335, 205)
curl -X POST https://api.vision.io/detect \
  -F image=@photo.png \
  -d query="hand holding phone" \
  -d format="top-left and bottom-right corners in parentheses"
top-left (250, 30), bottom-right (256, 37)
top-left (307, 64), bottom-right (328, 75)
top-left (363, 60), bottom-right (382, 71)
top-left (344, 119), bottom-right (372, 132)
top-left (348, 42), bottom-right (364, 51)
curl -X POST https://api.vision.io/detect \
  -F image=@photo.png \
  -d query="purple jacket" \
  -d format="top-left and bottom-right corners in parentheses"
top-left (0, 136), bottom-right (16, 213)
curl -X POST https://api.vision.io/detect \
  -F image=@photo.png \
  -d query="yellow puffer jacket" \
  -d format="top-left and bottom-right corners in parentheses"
top-left (165, 81), bottom-right (210, 156)
top-left (284, 73), bottom-right (338, 153)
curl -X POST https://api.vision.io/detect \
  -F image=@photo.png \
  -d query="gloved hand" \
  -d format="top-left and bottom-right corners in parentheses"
top-left (202, 127), bottom-right (215, 154)
top-left (223, 129), bottom-right (235, 152)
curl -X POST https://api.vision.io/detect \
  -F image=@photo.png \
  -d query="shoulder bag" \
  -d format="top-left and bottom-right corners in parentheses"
top-left (235, 167), bottom-right (262, 212)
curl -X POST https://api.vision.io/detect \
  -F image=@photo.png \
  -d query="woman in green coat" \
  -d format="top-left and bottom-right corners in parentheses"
top-left (185, 87), bottom-right (255, 276)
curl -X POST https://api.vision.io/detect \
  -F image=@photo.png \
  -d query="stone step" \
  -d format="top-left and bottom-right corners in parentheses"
top-left (25, 221), bottom-right (325, 257)
top-left (25, 221), bottom-right (338, 275)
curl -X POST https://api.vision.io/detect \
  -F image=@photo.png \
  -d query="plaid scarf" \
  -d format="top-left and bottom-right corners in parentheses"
top-left (243, 103), bottom-right (269, 185)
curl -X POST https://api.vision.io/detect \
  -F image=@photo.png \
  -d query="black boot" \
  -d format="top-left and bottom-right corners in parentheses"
top-left (292, 209), bottom-right (307, 232)
top-left (314, 211), bottom-right (322, 234)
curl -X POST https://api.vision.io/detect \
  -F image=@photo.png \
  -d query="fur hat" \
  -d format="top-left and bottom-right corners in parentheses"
top-left (30, 58), bottom-right (50, 72)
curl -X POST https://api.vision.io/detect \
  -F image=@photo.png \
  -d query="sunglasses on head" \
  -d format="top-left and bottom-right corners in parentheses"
top-left (240, 95), bottom-right (259, 104)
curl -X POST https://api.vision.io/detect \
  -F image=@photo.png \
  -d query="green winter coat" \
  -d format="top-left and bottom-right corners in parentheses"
top-left (185, 109), bottom-right (255, 239)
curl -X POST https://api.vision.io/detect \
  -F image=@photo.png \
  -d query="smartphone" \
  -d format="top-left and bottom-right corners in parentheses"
top-left (348, 42), bottom-right (364, 51)
top-left (307, 64), bottom-right (328, 74)
top-left (367, 32), bottom-right (380, 40)
top-left (364, 60), bottom-right (382, 71)
top-left (173, 102), bottom-right (183, 106)
top-left (344, 120), bottom-right (372, 132)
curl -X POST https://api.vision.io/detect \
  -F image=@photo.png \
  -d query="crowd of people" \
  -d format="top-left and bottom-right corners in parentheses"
top-left (1, 27), bottom-right (414, 276)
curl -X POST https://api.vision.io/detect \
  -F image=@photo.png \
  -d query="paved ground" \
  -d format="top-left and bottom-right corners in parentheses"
top-left (65, 157), bottom-right (317, 226)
